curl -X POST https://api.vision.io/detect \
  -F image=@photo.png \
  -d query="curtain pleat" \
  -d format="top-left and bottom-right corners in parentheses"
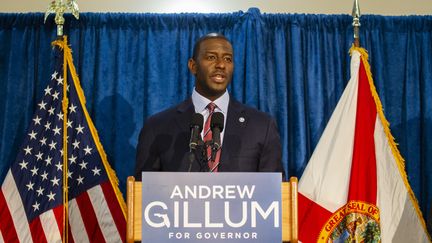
top-left (0, 10), bottom-right (431, 221)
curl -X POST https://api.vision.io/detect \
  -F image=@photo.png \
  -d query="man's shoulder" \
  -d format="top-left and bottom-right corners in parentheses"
top-left (230, 99), bottom-right (274, 121)
top-left (145, 99), bottom-right (192, 124)
top-left (147, 106), bottom-right (177, 121)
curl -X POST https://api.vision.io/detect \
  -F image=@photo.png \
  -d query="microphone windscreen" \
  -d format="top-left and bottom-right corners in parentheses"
top-left (190, 113), bottom-right (204, 131)
top-left (211, 112), bottom-right (224, 132)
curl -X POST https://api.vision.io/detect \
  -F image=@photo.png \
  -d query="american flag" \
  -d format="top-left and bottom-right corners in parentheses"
top-left (0, 37), bottom-right (126, 243)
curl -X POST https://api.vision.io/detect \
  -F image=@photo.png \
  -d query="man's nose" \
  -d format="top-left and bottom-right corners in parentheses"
top-left (215, 58), bottom-right (225, 69)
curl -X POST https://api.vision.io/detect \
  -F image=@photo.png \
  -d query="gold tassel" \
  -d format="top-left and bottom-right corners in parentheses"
top-left (52, 36), bottom-right (127, 218)
top-left (350, 46), bottom-right (429, 236)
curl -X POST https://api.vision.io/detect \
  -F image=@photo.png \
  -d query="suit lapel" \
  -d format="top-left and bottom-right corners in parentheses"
top-left (175, 98), bottom-right (195, 131)
top-left (176, 97), bottom-right (248, 171)
top-left (220, 99), bottom-right (248, 170)
top-left (174, 99), bottom-right (198, 171)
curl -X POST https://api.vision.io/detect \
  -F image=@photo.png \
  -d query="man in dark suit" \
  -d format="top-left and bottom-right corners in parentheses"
top-left (135, 33), bottom-right (283, 179)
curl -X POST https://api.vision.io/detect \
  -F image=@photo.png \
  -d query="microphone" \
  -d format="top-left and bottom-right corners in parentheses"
top-left (189, 113), bottom-right (204, 151)
top-left (210, 112), bottom-right (224, 161)
top-left (188, 113), bottom-right (204, 172)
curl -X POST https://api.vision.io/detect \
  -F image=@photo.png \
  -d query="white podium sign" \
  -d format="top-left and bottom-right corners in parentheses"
top-left (141, 172), bottom-right (282, 242)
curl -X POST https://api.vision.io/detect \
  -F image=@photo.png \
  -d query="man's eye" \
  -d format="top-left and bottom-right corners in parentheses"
top-left (207, 56), bottom-right (216, 60)
top-left (224, 57), bottom-right (232, 63)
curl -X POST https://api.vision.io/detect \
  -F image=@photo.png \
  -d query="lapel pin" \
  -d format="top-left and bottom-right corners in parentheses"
top-left (239, 117), bottom-right (245, 123)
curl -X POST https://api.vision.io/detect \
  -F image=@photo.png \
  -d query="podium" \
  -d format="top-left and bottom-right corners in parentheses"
top-left (126, 175), bottom-right (298, 243)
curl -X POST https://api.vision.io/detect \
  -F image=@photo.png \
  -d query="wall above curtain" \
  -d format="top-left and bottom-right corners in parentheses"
top-left (0, 8), bottom-right (431, 225)
top-left (3, 0), bottom-right (432, 15)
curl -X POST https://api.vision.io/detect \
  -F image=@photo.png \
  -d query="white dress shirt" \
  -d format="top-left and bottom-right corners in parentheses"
top-left (191, 88), bottom-right (229, 144)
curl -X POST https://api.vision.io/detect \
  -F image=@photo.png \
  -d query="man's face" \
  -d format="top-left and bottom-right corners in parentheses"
top-left (188, 38), bottom-right (234, 101)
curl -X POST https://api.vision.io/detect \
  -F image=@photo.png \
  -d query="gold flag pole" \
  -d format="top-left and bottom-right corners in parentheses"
top-left (44, 1), bottom-right (79, 242)
top-left (352, 0), bottom-right (361, 47)
top-left (44, 0), bottom-right (80, 37)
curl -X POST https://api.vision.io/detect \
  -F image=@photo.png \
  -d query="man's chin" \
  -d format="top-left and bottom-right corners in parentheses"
top-left (196, 81), bottom-right (230, 99)
top-left (210, 85), bottom-right (228, 94)
top-left (205, 87), bottom-right (227, 99)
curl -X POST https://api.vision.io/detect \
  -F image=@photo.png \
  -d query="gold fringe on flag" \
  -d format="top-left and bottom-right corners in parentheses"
top-left (52, 36), bottom-right (127, 220)
top-left (350, 46), bottom-right (431, 240)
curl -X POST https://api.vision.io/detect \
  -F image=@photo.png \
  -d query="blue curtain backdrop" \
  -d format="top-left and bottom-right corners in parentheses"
top-left (0, 9), bottom-right (431, 223)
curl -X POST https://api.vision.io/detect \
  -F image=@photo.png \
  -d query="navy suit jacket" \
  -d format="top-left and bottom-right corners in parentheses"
top-left (135, 98), bottom-right (283, 179)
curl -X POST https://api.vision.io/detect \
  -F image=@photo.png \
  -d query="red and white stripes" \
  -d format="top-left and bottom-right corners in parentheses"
top-left (0, 171), bottom-right (125, 243)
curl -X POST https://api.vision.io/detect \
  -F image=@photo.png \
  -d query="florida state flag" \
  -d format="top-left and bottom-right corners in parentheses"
top-left (298, 48), bottom-right (431, 242)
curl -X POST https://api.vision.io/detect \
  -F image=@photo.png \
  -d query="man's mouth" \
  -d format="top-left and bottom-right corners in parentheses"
top-left (210, 73), bottom-right (226, 83)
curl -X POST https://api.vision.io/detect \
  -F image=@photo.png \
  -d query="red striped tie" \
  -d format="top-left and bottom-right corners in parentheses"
top-left (203, 103), bottom-right (221, 172)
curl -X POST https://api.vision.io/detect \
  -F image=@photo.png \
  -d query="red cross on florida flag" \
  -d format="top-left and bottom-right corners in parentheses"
top-left (298, 48), bottom-right (431, 243)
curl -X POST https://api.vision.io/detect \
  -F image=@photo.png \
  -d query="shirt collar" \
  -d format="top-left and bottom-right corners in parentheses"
top-left (192, 88), bottom-right (229, 115)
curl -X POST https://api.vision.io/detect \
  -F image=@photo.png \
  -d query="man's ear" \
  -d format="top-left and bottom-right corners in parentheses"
top-left (188, 58), bottom-right (196, 75)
